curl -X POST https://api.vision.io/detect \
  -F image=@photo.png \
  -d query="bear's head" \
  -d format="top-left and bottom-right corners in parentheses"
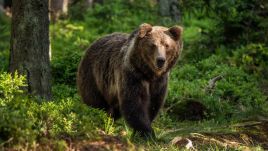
top-left (135, 23), bottom-right (183, 76)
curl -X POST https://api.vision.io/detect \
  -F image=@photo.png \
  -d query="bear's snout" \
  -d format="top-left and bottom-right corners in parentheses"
top-left (156, 57), bottom-right (166, 69)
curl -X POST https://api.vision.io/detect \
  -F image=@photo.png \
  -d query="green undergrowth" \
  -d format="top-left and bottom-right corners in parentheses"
top-left (167, 55), bottom-right (268, 120)
top-left (0, 73), bottom-right (108, 149)
top-left (0, 72), bottom-right (263, 150)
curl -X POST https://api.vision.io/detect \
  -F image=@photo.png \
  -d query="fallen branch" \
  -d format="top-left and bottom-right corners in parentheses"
top-left (205, 75), bottom-right (223, 92)
top-left (190, 133), bottom-right (243, 148)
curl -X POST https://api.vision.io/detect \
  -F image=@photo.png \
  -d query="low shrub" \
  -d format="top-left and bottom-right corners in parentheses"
top-left (0, 72), bottom-right (110, 147)
top-left (167, 55), bottom-right (268, 120)
top-left (231, 43), bottom-right (268, 78)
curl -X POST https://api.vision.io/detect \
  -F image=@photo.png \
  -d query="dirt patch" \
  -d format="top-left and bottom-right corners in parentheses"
top-left (6, 134), bottom-right (132, 151)
top-left (70, 135), bottom-right (133, 151)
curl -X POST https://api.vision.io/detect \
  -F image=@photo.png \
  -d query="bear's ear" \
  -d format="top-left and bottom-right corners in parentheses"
top-left (138, 23), bottom-right (153, 38)
top-left (168, 26), bottom-right (183, 41)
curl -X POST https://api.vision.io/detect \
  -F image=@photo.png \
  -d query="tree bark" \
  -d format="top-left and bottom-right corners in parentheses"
top-left (49, 0), bottom-right (68, 22)
top-left (9, 0), bottom-right (52, 100)
top-left (0, 2), bottom-right (4, 14)
top-left (158, 0), bottom-right (181, 23)
top-left (3, 0), bottom-right (12, 9)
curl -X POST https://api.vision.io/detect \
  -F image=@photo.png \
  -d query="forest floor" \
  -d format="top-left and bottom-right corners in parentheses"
top-left (32, 119), bottom-right (268, 151)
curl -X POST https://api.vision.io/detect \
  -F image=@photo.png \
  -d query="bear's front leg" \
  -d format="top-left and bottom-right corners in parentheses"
top-left (120, 75), bottom-right (155, 138)
top-left (149, 74), bottom-right (168, 122)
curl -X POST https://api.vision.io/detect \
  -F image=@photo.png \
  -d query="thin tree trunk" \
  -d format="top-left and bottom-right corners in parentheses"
top-left (9, 0), bottom-right (52, 100)
top-left (158, 0), bottom-right (181, 23)
top-left (49, 0), bottom-right (68, 22)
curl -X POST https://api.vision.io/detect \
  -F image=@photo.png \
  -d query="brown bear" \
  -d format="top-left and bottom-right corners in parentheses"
top-left (77, 23), bottom-right (183, 138)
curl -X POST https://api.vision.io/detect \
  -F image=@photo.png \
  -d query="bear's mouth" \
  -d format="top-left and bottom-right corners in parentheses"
top-left (141, 54), bottom-right (166, 75)
top-left (148, 60), bottom-right (165, 75)
top-left (156, 66), bottom-right (165, 71)
top-left (156, 59), bottom-right (166, 69)
top-left (156, 63), bottom-right (165, 70)
top-left (155, 63), bottom-right (166, 72)
top-left (154, 67), bottom-right (165, 76)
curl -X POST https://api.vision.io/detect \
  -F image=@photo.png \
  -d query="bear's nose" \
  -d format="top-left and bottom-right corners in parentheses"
top-left (156, 57), bottom-right (166, 68)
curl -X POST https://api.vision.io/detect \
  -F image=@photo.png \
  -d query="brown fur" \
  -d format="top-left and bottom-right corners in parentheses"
top-left (77, 23), bottom-right (183, 138)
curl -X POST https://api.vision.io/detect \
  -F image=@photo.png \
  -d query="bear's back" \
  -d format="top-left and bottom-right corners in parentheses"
top-left (78, 33), bottom-right (129, 104)
top-left (87, 33), bottom-right (128, 55)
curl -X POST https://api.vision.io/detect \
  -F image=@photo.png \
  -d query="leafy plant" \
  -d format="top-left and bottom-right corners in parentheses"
top-left (167, 55), bottom-right (268, 120)
top-left (232, 44), bottom-right (268, 78)
top-left (0, 72), bottom-right (110, 147)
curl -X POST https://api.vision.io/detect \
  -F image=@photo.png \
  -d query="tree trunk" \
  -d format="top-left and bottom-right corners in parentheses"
top-left (69, 0), bottom-right (103, 11)
top-left (84, 0), bottom-right (103, 7)
top-left (0, 2), bottom-right (4, 14)
top-left (3, 0), bottom-right (12, 9)
top-left (49, 0), bottom-right (68, 22)
top-left (9, 0), bottom-right (52, 100)
top-left (158, 0), bottom-right (181, 23)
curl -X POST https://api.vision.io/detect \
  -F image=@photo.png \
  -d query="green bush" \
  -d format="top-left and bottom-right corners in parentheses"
top-left (34, 98), bottom-right (108, 139)
top-left (0, 72), bottom-right (37, 145)
top-left (232, 44), bottom-right (268, 78)
top-left (52, 84), bottom-right (78, 99)
top-left (50, 21), bottom-right (91, 86)
top-left (180, 0), bottom-right (268, 45)
top-left (0, 72), bottom-right (26, 103)
top-left (181, 12), bottom-right (223, 62)
top-left (51, 50), bottom-right (82, 86)
top-left (0, 72), bottom-right (110, 147)
top-left (168, 55), bottom-right (268, 120)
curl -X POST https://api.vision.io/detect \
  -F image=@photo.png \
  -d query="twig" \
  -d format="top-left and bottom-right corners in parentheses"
top-left (164, 97), bottom-right (196, 113)
top-left (0, 137), bottom-right (13, 146)
top-left (205, 75), bottom-right (223, 92)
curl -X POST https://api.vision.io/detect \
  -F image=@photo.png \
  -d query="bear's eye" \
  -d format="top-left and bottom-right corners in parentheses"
top-left (150, 43), bottom-right (157, 49)
top-left (164, 44), bottom-right (169, 49)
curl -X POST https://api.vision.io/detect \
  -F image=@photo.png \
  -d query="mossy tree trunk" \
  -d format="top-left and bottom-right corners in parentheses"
top-left (9, 0), bottom-right (52, 100)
